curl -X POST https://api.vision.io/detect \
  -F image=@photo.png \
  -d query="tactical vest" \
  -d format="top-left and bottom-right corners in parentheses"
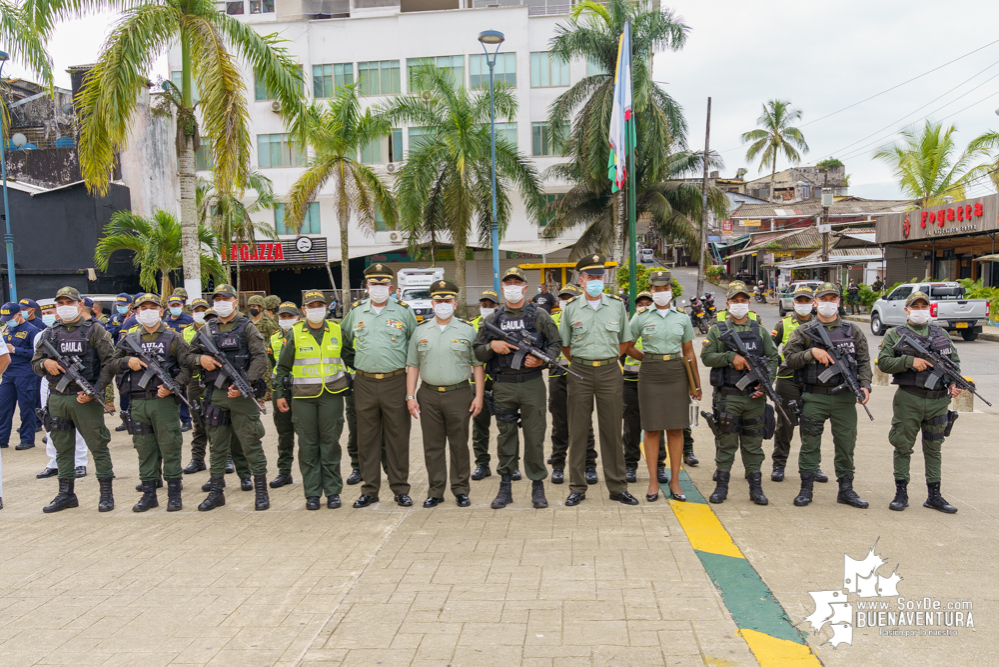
top-left (709, 319), bottom-right (764, 388)
top-left (892, 325), bottom-right (953, 391)
top-left (794, 321), bottom-right (858, 387)
top-left (124, 328), bottom-right (179, 391)
top-left (46, 320), bottom-right (100, 388)
top-left (3, 320), bottom-right (38, 376)
top-left (486, 303), bottom-right (546, 375)
top-left (289, 321), bottom-right (346, 398)
top-left (204, 317), bottom-right (251, 386)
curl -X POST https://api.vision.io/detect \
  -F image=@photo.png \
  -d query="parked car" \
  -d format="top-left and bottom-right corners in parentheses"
top-left (640, 248), bottom-right (655, 264)
top-left (870, 282), bottom-right (990, 341)
top-left (777, 280), bottom-right (822, 317)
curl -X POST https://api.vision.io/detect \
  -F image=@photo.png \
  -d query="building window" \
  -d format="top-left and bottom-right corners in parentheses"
top-left (530, 52), bottom-right (569, 88)
top-left (469, 53), bottom-right (516, 89)
top-left (225, 1), bottom-right (244, 14)
top-left (258, 134), bottom-right (306, 168)
top-left (256, 66), bottom-right (303, 100)
top-left (539, 193), bottom-right (564, 227)
top-left (249, 0), bottom-right (274, 12)
top-left (485, 122), bottom-right (517, 148)
top-left (407, 127), bottom-right (434, 154)
top-left (360, 136), bottom-right (382, 164)
top-left (408, 55), bottom-right (464, 91)
top-left (275, 202), bottom-right (320, 235)
top-left (169, 71), bottom-right (200, 105)
top-left (195, 145), bottom-right (213, 171)
top-left (389, 128), bottom-right (404, 162)
top-left (312, 63), bottom-right (353, 98)
top-left (360, 130), bottom-right (404, 164)
top-left (586, 57), bottom-right (608, 77)
top-left (358, 60), bottom-right (401, 96)
top-left (531, 122), bottom-right (568, 156)
top-left (375, 206), bottom-right (395, 231)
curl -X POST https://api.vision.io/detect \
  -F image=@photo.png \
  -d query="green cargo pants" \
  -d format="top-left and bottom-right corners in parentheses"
top-left (345, 393), bottom-right (359, 470)
top-left (206, 387), bottom-right (267, 478)
top-left (798, 391), bottom-right (858, 478)
top-left (188, 381), bottom-right (208, 461)
top-left (291, 392), bottom-right (345, 498)
top-left (272, 394), bottom-right (296, 474)
top-left (493, 376), bottom-right (548, 481)
top-left (49, 393), bottom-right (113, 481)
top-left (683, 427), bottom-right (694, 454)
top-left (131, 397), bottom-right (183, 481)
top-left (712, 392), bottom-right (765, 473)
top-left (888, 389), bottom-right (950, 483)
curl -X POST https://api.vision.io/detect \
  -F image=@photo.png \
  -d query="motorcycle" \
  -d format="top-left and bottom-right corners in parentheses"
top-left (753, 284), bottom-right (767, 304)
top-left (701, 292), bottom-right (718, 320)
top-left (688, 296), bottom-right (709, 335)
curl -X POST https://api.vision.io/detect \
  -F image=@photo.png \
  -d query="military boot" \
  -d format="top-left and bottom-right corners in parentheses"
top-left (198, 477), bottom-right (226, 511)
top-left (42, 479), bottom-right (79, 513)
top-left (836, 474), bottom-right (869, 509)
top-left (747, 471), bottom-right (768, 505)
top-left (794, 473), bottom-right (815, 507)
top-left (269, 473), bottom-right (293, 488)
top-left (491, 475), bottom-right (513, 509)
top-left (98, 477), bottom-right (115, 512)
top-left (924, 482), bottom-right (957, 514)
top-left (202, 477), bottom-right (225, 492)
top-left (531, 480), bottom-right (548, 509)
top-left (253, 475), bottom-right (270, 511)
top-left (888, 480), bottom-right (908, 511)
top-left (133, 481), bottom-right (159, 512)
top-left (135, 478), bottom-right (163, 492)
top-left (166, 479), bottom-right (183, 512)
top-left (708, 470), bottom-right (729, 504)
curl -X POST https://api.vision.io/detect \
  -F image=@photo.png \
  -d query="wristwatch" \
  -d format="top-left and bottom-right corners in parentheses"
top-left (406, 395), bottom-right (416, 401)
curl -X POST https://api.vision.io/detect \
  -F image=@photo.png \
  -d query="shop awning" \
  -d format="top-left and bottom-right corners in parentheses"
top-left (775, 252), bottom-right (883, 270)
top-left (973, 254), bottom-right (999, 262)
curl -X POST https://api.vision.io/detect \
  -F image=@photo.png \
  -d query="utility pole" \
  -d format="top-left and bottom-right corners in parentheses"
top-left (695, 97), bottom-right (711, 297)
top-left (820, 170), bottom-right (831, 280)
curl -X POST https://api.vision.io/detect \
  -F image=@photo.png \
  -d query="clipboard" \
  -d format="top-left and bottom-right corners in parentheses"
top-left (682, 356), bottom-right (700, 394)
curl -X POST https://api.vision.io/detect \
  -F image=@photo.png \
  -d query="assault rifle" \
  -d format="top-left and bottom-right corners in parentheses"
top-left (122, 334), bottom-right (197, 414)
top-left (716, 324), bottom-right (789, 422)
top-left (40, 338), bottom-right (115, 415)
top-left (802, 321), bottom-right (874, 421)
top-left (193, 327), bottom-right (266, 414)
top-left (481, 320), bottom-right (582, 379)
top-left (893, 327), bottom-right (992, 407)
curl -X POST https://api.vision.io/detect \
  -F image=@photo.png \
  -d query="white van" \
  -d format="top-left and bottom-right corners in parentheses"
top-left (397, 267), bottom-right (446, 322)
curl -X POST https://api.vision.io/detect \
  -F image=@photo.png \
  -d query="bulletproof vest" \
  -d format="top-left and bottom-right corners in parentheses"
top-left (709, 320), bottom-right (764, 388)
top-left (892, 325), bottom-right (953, 390)
top-left (204, 317), bottom-right (251, 385)
top-left (486, 303), bottom-right (546, 375)
top-left (124, 328), bottom-right (179, 390)
top-left (794, 321), bottom-right (858, 387)
top-left (48, 320), bottom-right (100, 387)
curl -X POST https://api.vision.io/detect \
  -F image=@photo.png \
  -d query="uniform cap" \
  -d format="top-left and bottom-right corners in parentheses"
top-left (172, 288), bottom-right (189, 299)
top-left (478, 289), bottom-right (499, 303)
top-left (190, 298), bottom-right (209, 310)
top-left (167, 294), bottom-right (184, 305)
top-left (575, 253), bottom-right (606, 275)
top-left (0, 302), bottom-right (20, 321)
top-left (501, 267), bottom-right (528, 282)
top-left (204, 309), bottom-right (219, 320)
top-left (725, 281), bottom-right (750, 299)
top-left (115, 292), bottom-right (133, 305)
top-left (81, 297), bottom-right (94, 308)
top-left (430, 279), bottom-right (459, 297)
top-left (37, 298), bottom-right (55, 308)
top-left (55, 286), bottom-right (82, 302)
top-left (278, 301), bottom-right (300, 316)
top-left (635, 290), bottom-right (653, 303)
top-left (264, 295), bottom-right (281, 310)
top-left (212, 284), bottom-right (237, 298)
top-left (793, 285), bottom-right (815, 299)
top-left (558, 284), bottom-right (581, 298)
top-left (302, 290), bottom-right (327, 306)
top-left (363, 263), bottom-right (394, 284)
top-left (906, 290), bottom-right (930, 307)
top-left (814, 282), bottom-right (840, 298)
top-left (247, 295), bottom-right (266, 307)
top-left (18, 298), bottom-right (38, 312)
top-left (648, 269), bottom-right (672, 286)
top-left (135, 293), bottom-right (161, 306)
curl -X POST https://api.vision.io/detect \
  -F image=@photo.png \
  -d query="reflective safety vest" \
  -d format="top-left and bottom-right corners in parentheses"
top-left (269, 330), bottom-right (288, 365)
top-left (289, 321), bottom-right (346, 398)
top-left (623, 337), bottom-right (641, 379)
top-left (183, 324), bottom-right (199, 344)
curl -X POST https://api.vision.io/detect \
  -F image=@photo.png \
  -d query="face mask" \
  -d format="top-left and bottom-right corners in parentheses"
top-left (652, 291), bottom-right (672, 307)
top-left (305, 307), bottom-right (326, 324)
top-left (727, 303), bottom-right (750, 319)
top-left (585, 279), bottom-right (604, 297)
top-left (6, 319), bottom-right (17, 329)
top-left (908, 309), bottom-right (931, 325)
top-left (169, 307), bottom-right (182, 317)
top-left (279, 318), bottom-right (298, 330)
top-left (42, 314), bottom-right (57, 327)
top-left (434, 303), bottom-right (455, 319)
top-left (116, 305), bottom-right (129, 315)
top-left (558, 300), bottom-right (568, 310)
top-left (213, 300), bottom-right (234, 318)
top-left (57, 305), bottom-right (79, 322)
top-left (816, 302), bottom-right (840, 318)
top-left (137, 309), bottom-right (161, 328)
top-left (192, 312), bottom-right (206, 324)
top-left (794, 303), bottom-right (813, 317)
top-left (368, 285), bottom-right (390, 303)
top-left (503, 285), bottom-right (525, 303)
top-left (249, 307), bottom-right (261, 317)
top-left (480, 306), bottom-right (496, 319)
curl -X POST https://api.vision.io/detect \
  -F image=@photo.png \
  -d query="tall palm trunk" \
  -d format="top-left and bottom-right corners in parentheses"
top-left (178, 132), bottom-right (200, 293)
top-left (454, 230), bottom-right (467, 317)
top-left (611, 190), bottom-right (625, 282)
top-left (338, 165), bottom-right (351, 314)
top-left (768, 153), bottom-right (777, 204)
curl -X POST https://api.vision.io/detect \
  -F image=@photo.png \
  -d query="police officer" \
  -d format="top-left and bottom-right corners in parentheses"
top-left (468, 289), bottom-right (498, 480)
top-left (877, 291), bottom-right (959, 514)
top-left (0, 302), bottom-right (41, 450)
top-left (163, 295), bottom-right (195, 431)
top-left (700, 282), bottom-right (780, 506)
top-left (247, 295), bottom-right (279, 343)
top-left (621, 290), bottom-right (667, 486)
top-left (267, 301), bottom-right (300, 489)
top-left (107, 293), bottom-right (132, 342)
top-left (264, 295), bottom-right (281, 321)
top-left (274, 291), bottom-right (352, 510)
top-left (187, 284), bottom-right (271, 512)
top-left (769, 285), bottom-right (828, 484)
top-left (407, 279), bottom-right (484, 508)
top-left (474, 268), bottom-right (560, 510)
top-left (782, 282), bottom-right (872, 509)
top-left (558, 254), bottom-right (637, 506)
top-left (32, 286), bottom-right (117, 513)
top-left (342, 263), bottom-right (418, 508)
top-left (182, 298), bottom-right (211, 474)
top-left (172, 287), bottom-right (192, 314)
top-left (103, 294), bottom-right (191, 512)
top-left (91, 298), bottom-right (108, 325)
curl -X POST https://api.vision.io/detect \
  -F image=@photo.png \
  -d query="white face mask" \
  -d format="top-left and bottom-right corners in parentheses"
top-left (279, 317), bottom-right (298, 330)
top-left (305, 307), bottom-right (326, 324)
top-left (728, 303), bottom-right (750, 319)
top-left (434, 303), bottom-right (455, 319)
top-left (652, 291), bottom-right (672, 307)
top-left (368, 285), bottom-right (390, 303)
top-left (137, 309), bottom-right (161, 328)
top-left (192, 312), bottom-right (206, 324)
top-left (816, 302), bottom-right (840, 318)
top-left (793, 303), bottom-right (813, 317)
top-left (56, 305), bottom-right (79, 322)
top-left (479, 306), bottom-right (496, 319)
top-left (908, 309), bottom-right (931, 325)
top-left (503, 285), bottom-right (526, 303)
top-left (213, 300), bottom-right (235, 318)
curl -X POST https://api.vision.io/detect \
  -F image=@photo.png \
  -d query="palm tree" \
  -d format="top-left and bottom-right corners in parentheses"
top-left (383, 65), bottom-right (544, 306)
top-left (742, 100), bottom-right (809, 203)
top-left (875, 121), bottom-right (983, 207)
top-left (74, 0), bottom-right (305, 296)
top-left (962, 129), bottom-right (999, 194)
top-left (286, 84), bottom-right (396, 314)
top-left (0, 0), bottom-right (60, 133)
top-left (94, 209), bottom-right (226, 296)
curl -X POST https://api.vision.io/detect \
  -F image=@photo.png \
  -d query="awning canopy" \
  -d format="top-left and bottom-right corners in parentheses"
top-left (775, 252), bottom-right (883, 270)
top-left (973, 254), bottom-right (999, 262)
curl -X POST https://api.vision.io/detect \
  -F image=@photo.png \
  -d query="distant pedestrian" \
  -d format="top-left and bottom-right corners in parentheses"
top-left (847, 280), bottom-right (860, 315)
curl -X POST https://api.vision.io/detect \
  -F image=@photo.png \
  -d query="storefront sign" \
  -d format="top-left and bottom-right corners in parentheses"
top-left (742, 220), bottom-right (762, 227)
top-left (877, 194), bottom-right (999, 243)
top-left (221, 237), bottom-right (328, 265)
top-left (722, 220), bottom-right (733, 233)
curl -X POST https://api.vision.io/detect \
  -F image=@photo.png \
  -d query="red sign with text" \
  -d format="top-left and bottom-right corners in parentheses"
top-left (920, 202), bottom-right (984, 228)
top-left (221, 243), bottom-right (285, 262)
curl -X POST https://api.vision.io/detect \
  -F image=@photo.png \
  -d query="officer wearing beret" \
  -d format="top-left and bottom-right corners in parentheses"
top-left (182, 298), bottom-right (211, 474)
top-left (0, 301), bottom-right (41, 450)
top-left (877, 291), bottom-right (960, 514)
top-left (267, 301), bottom-right (301, 489)
top-left (407, 279), bottom-right (484, 508)
top-left (342, 263), bottom-right (418, 508)
top-left (468, 289), bottom-right (499, 480)
top-left (558, 254), bottom-right (637, 506)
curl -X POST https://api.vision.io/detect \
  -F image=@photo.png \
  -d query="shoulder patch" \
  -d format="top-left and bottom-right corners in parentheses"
top-left (636, 306), bottom-right (648, 314)
top-left (565, 295), bottom-right (578, 305)
top-left (676, 306), bottom-right (686, 313)
top-left (608, 294), bottom-right (622, 301)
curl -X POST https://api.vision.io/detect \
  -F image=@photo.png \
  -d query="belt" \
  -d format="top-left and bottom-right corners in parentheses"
top-left (717, 386), bottom-right (754, 396)
top-left (355, 368), bottom-right (406, 380)
top-left (900, 385), bottom-right (948, 400)
top-left (422, 380), bottom-right (469, 393)
top-left (574, 357), bottom-right (618, 367)
top-left (644, 353), bottom-right (680, 361)
top-left (493, 370), bottom-right (543, 383)
top-left (805, 385), bottom-right (847, 396)
top-left (130, 390), bottom-right (161, 400)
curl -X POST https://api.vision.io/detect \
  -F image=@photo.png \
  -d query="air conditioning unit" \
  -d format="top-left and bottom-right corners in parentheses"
top-left (271, 100), bottom-right (282, 113)
top-left (389, 232), bottom-right (402, 242)
top-left (386, 162), bottom-right (402, 174)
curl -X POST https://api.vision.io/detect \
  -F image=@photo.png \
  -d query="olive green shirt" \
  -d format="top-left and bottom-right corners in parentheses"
top-left (407, 317), bottom-right (482, 386)
top-left (558, 294), bottom-right (631, 360)
top-left (341, 297), bottom-right (418, 373)
top-left (31, 318), bottom-right (116, 393)
top-left (252, 313), bottom-right (280, 343)
top-left (700, 314), bottom-right (780, 378)
top-left (877, 322), bottom-right (960, 375)
top-left (628, 305), bottom-right (694, 355)
top-left (184, 316), bottom-right (270, 384)
top-left (782, 317), bottom-right (873, 388)
top-left (101, 322), bottom-right (192, 389)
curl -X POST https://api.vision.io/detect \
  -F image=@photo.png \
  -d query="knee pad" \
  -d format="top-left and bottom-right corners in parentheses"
top-left (799, 415), bottom-right (824, 437)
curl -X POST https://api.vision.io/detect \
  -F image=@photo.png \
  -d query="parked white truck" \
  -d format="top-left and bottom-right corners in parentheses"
top-left (397, 267), bottom-right (446, 322)
top-left (870, 281), bottom-right (990, 341)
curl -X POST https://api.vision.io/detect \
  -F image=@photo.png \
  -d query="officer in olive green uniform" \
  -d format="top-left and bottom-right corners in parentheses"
top-left (558, 254), bottom-right (637, 506)
top-left (621, 290), bottom-right (667, 484)
top-left (468, 289), bottom-right (498, 480)
top-left (700, 282), bottom-right (780, 506)
top-left (264, 295), bottom-right (281, 321)
top-left (877, 291), bottom-right (960, 514)
top-left (268, 302), bottom-right (301, 489)
top-left (274, 291), bottom-right (353, 510)
top-left (183, 299), bottom-right (210, 474)
top-left (474, 268), bottom-right (560, 510)
top-left (248, 295), bottom-right (279, 344)
top-left (342, 263), bottom-right (418, 508)
top-left (172, 287), bottom-right (192, 314)
top-left (782, 282), bottom-right (872, 509)
top-left (32, 286), bottom-right (117, 513)
top-left (407, 279), bottom-right (485, 508)
top-left (103, 294), bottom-right (191, 512)
top-left (186, 284), bottom-right (271, 512)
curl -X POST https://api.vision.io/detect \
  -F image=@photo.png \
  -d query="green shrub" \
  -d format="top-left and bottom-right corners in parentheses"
top-left (705, 265), bottom-right (727, 278)
top-left (616, 263), bottom-right (683, 299)
top-left (858, 284), bottom-right (882, 309)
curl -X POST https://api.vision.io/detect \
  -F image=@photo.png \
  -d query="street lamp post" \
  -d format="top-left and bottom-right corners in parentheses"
top-left (478, 29), bottom-right (504, 295)
top-left (0, 50), bottom-right (16, 302)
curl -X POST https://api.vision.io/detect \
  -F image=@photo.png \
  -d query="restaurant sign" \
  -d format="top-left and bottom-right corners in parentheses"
top-left (877, 193), bottom-right (999, 244)
top-left (221, 237), bottom-right (328, 264)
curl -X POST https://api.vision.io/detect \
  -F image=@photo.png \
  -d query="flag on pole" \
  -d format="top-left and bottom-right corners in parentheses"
top-left (607, 21), bottom-right (633, 193)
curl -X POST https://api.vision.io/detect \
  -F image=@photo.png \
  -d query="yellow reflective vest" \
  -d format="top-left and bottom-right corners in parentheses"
top-left (289, 321), bottom-right (346, 398)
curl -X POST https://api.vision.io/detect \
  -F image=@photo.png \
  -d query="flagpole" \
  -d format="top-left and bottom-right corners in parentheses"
top-left (627, 118), bottom-right (637, 306)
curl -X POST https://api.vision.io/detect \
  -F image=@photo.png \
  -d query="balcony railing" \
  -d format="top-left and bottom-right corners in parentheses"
top-left (469, 0), bottom-right (599, 16)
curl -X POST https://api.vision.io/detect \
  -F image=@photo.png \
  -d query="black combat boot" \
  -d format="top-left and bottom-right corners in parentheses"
top-left (183, 459), bottom-right (206, 474)
top-left (135, 478), bottom-right (163, 492)
top-left (888, 480), bottom-right (908, 511)
top-left (814, 469), bottom-right (829, 483)
top-left (708, 470), bottom-right (729, 504)
top-left (531, 480), bottom-right (548, 509)
top-left (240, 477), bottom-right (252, 492)
top-left (836, 474), bottom-right (869, 509)
top-left (924, 482), bottom-right (957, 514)
top-left (747, 471), bottom-right (768, 505)
top-left (166, 479), bottom-right (183, 512)
top-left (198, 477), bottom-right (226, 511)
top-left (683, 451), bottom-right (699, 466)
top-left (253, 475), bottom-right (270, 511)
top-left (269, 473), bottom-right (293, 488)
top-left (201, 477), bottom-right (226, 492)
top-left (771, 466), bottom-right (785, 482)
top-left (471, 465), bottom-right (491, 481)
top-left (625, 467), bottom-right (637, 483)
top-left (133, 481), bottom-right (159, 512)
top-left (346, 468), bottom-right (362, 485)
top-left (98, 477), bottom-right (115, 512)
top-left (794, 473), bottom-right (815, 507)
top-left (43, 478), bottom-right (79, 513)
top-left (491, 475), bottom-right (513, 509)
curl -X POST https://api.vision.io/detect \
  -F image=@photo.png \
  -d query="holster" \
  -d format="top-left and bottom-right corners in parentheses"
top-left (50, 413), bottom-right (76, 431)
top-left (782, 397), bottom-right (801, 427)
top-left (126, 412), bottom-right (154, 435)
top-left (741, 413), bottom-right (766, 438)
top-left (799, 414), bottom-right (824, 437)
top-left (701, 411), bottom-right (719, 437)
top-left (944, 410), bottom-right (959, 437)
top-left (35, 407), bottom-right (53, 432)
top-left (202, 404), bottom-right (232, 427)
top-left (492, 403), bottom-right (520, 425)
top-left (921, 413), bottom-right (949, 443)
top-left (717, 410), bottom-right (742, 434)
top-left (483, 389), bottom-right (495, 416)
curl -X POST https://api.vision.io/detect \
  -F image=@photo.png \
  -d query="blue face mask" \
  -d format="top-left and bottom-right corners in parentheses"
top-left (585, 279), bottom-right (604, 297)
top-left (6, 319), bottom-right (17, 329)
top-left (42, 314), bottom-right (57, 327)
top-left (169, 307), bottom-right (182, 317)
top-left (117, 305), bottom-right (129, 315)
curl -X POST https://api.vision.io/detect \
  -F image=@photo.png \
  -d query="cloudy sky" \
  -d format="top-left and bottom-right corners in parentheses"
top-left (8, 0), bottom-right (999, 202)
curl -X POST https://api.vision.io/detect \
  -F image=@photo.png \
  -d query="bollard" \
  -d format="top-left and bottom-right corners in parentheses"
top-left (952, 387), bottom-right (974, 413)
top-left (872, 361), bottom-right (890, 386)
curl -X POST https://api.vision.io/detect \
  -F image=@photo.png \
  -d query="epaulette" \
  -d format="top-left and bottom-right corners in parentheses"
top-left (676, 306), bottom-right (686, 313)
top-left (564, 295), bottom-right (578, 305)
top-left (608, 293), bottom-right (622, 301)
top-left (397, 300), bottom-right (410, 308)
top-left (352, 300), bottom-right (362, 308)
top-left (636, 306), bottom-right (648, 314)
top-left (418, 318), bottom-right (435, 326)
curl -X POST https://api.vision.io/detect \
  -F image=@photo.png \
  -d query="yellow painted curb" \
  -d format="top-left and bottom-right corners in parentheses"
top-left (739, 629), bottom-right (822, 666)
top-left (669, 501), bottom-right (744, 559)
